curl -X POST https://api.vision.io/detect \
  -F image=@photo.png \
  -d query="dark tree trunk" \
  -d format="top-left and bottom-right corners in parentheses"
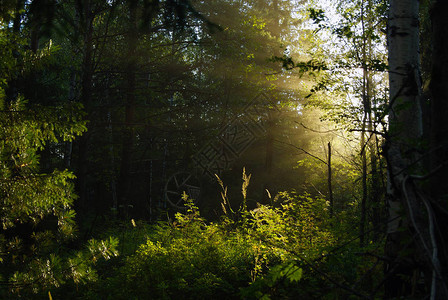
top-left (429, 2), bottom-right (448, 207)
top-left (12, 0), bottom-right (24, 33)
top-left (327, 142), bottom-right (333, 217)
top-left (385, 0), bottom-right (424, 298)
top-left (385, 0), bottom-right (448, 298)
top-left (117, 0), bottom-right (138, 217)
top-left (429, 0), bottom-right (448, 293)
top-left (5, 1), bottom-right (24, 104)
top-left (76, 0), bottom-right (94, 211)
top-left (262, 0), bottom-right (280, 203)
top-left (360, 121), bottom-right (367, 246)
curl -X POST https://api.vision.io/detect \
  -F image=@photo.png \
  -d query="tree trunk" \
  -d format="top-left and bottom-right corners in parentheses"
top-left (12, 0), bottom-right (24, 34)
top-left (360, 0), bottom-right (372, 246)
top-left (429, 1), bottom-right (448, 210)
top-left (117, 0), bottom-right (138, 218)
top-left (262, 0), bottom-right (281, 204)
top-left (327, 142), bottom-right (333, 217)
top-left (368, 114), bottom-right (382, 242)
top-left (429, 0), bottom-right (448, 293)
top-left (385, 0), bottom-right (421, 297)
top-left (76, 0), bottom-right (94, 212)
top-left (385, 0), bottom-right (447, 298)
top-left (360, 123), bottom-right (367, 246)
top-left (263, 111), bottom-right (274, 204)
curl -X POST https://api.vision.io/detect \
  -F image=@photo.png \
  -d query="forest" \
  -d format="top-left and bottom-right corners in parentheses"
top-left (1, 0), bottom-right (447, 299)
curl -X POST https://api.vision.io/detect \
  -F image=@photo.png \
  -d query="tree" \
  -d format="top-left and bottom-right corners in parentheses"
top-left (428, 0), bottom-right (448, 292)
top-left (307, 0), bottom-right (388, 242)
top-left (0, 6), bottom-right (118, 297)
top-left (385, 0), bottom-right (448, 298)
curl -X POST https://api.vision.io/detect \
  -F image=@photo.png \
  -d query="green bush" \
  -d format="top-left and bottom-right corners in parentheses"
top-left (58, 173), bottom-right (382, 299)
top-left (93, 197), bottom-right (259, 299)
top-left (81, 185), bottom-right (342, 299)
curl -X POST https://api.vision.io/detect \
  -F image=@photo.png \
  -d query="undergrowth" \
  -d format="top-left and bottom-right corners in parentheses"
top-left (42, 170), bottom-right (382, 299)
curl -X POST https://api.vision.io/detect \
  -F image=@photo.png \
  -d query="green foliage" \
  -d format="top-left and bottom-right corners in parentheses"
top-left (270, 55), bottom-right (328, 73)
top-left (250, 191), bottom-right (334, 253)
top-left (1, 165), bottom-right (384, 299)
top-left (0, 94), bottom-right (86, 229)
top-left (0, 31), bottom-right (118, 298)
top-left (0, 94), bottom-right (118, 296)
top-left (94, 200), bottom-right (258, 299)
top-left (6, 237), bottom-right (119, 296)
top-left (240, 261), bottom-right (303, 299)
top-left (77, 174), bottom-right (354, 299)
top-left (309, 8), bottom-right (327, 26)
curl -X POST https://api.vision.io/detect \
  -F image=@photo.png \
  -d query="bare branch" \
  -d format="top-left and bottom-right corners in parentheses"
top-left (274, 139), bottom-right (327, 165)
top-left (296, 121), bottom-right (338, 133)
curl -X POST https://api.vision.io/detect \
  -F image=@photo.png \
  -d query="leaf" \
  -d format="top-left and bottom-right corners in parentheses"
top-left (287, 265), bottom-right (303, 282)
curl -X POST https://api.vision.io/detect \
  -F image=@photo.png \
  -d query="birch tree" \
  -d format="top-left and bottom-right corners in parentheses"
top-left (385, 0), bottom-right (447, 298)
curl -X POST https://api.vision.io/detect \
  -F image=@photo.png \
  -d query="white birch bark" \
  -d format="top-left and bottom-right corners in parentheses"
top-left (386, 1), bottom-right (447, 298)
top-left (387, 0), bottom-right (422, 238)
